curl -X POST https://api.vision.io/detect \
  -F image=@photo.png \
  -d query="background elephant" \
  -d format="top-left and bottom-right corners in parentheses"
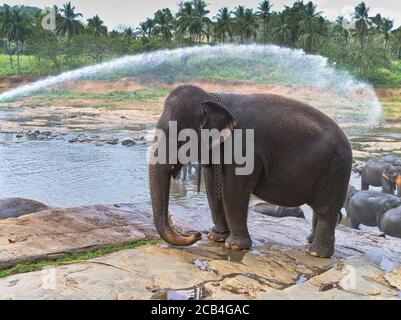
top-left (0, 198), bottom-right (49, 219)
top-left (380, 205), bottom-right (401, 238)
top-left (344, 187), bottom-right (401, 229)
top-left (252, 202), bottom-right (305, 219)
top-left (361, 160), bottom-right (401, 196)
top-left (381, 154), bottom-right (401, 166)
top-left (149, 85), bottom-right (352, 258)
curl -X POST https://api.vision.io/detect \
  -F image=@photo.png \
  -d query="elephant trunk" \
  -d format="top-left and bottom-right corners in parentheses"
top-left (396, 176), bottom-right (401, 197)
top-left (149, 163), bottom-right (202, 246)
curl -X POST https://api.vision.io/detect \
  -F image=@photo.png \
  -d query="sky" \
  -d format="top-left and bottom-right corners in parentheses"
top-left (4, 0), bottom-right (401, 30)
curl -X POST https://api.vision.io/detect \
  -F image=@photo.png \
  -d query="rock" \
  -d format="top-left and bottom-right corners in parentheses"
top-left (121, 138), bottom-right (136, 146)
top-left (0, 198), bottom-right (48, 220)
top-left (106, 137), bottom-right (119, 145)
top-left (1, 204), bottom-right (401, 299)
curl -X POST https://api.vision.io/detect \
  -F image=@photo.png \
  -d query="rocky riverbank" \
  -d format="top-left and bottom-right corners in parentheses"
top-left (0, 204), bottom-right (401, 300)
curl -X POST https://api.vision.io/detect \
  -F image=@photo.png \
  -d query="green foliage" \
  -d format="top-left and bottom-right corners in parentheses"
top-left (0, 239), bottom-right (160, 279)
top-left (0, 1), bottom-right (400, 87)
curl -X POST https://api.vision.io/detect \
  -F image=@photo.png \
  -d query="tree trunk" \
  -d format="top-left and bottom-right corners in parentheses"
top-left (16, 42), bottom-right (20, 74)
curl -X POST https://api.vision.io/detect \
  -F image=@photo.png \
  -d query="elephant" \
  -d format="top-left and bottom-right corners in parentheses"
top-left (382, 154), bottom-right (400, 165)
top-left (344, 186), bottom-right (401, 229)
top-left (0, 198), bottom-right (49, 219)
top-left (149, 85), bottom-right (352, 258)
top-left (252, 202), bottom-right (305, 219)
top-left (361, 160), bottom-right (401, 196)
top-left (380, 205), bottom-right (401, 238)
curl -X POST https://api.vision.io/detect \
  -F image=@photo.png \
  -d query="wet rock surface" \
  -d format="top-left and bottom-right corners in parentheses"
top-left (0, 204), bottom-right (401, 300)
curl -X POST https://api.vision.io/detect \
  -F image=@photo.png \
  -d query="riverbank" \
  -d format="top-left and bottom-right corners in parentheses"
top-left (1, 203), bottom-right (401, 299)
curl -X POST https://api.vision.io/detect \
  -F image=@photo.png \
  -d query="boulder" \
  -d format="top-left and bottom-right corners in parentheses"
top-left (0, 198), bottom-right (49, 220)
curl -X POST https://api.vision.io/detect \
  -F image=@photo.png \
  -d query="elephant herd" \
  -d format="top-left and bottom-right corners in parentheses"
top-left (345, 154), bottom-right (401, 238)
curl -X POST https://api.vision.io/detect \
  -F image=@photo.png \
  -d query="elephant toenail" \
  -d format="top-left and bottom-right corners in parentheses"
top-left (232, 245), bottom-right (240, 251)
top-left (225, 242), bottom-right (230, 249)
top-left (310, 251), bottom-right (318, 257)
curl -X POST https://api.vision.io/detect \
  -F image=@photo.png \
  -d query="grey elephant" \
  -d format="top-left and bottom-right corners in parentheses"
top-left (382, 154), bottom-right (400, 165)
top-left (149, 85), bottom-right (352, 258)
top-left (253, 202), bottom-right (305, 219)
top-left (361, 159), bottom-right (401, 196)
top-left (0, 198), bottom-right (49, 219)
top-left (344, 186), bottom-right (401, 229)
top-left (380, 206), bottom-right (401, 238)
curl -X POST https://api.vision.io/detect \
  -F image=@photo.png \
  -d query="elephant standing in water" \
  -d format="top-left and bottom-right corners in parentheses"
top-left (361, 159), bottom-right (401, 196)
top-left (149, 85), bottom-right (352, 258)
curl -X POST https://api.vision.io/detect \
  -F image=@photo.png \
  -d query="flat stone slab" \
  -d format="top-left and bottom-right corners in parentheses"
top-left (0, 204), bottom-right (158, 268)
top-left (1, 204), bottom-right (401, 299)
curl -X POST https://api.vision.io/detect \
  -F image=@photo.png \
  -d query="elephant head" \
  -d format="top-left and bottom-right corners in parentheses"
top-left (149, 85), bottom-right (237, 246)
top-left (377, 196), bottom-right (401, 225)
top-left (383, 165), bottom-right (401, 197)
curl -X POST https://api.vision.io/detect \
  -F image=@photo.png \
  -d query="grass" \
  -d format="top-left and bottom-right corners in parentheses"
top-left (0, 239), bottom-right (160, 279)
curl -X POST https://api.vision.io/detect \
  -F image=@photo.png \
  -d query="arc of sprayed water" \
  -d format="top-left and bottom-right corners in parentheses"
top-left (0, 44), bottom-right (382, 126)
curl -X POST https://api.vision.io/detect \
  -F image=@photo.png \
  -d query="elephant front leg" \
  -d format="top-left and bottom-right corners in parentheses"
top-left (205, 166), bottom-right (230, 242)
top-left (222, 178), bottom-right (252, 251)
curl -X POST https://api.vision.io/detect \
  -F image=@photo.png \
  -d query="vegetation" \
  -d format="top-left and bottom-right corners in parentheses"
top-left (0, 239), bottom-right (160, 279)
top-left (0, 1), bottom-right (400, 87)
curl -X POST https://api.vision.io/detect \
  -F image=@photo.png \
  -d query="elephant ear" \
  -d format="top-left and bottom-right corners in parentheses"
top-left (200, 100), bottom-right (237, 134)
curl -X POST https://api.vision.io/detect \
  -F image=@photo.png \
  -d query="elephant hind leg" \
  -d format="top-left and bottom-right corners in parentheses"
top-left (307, 206), bottom-right (339, 258)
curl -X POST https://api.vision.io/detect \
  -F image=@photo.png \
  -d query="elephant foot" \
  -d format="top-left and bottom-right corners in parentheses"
top-left (225, 234), bottom-right (252, 251)
top-left (208, 228), bottom-right (230, 243)
top-left (306, 233), bottom-right (314, 244)
top-left (306, 242), bottom-right (334, 258)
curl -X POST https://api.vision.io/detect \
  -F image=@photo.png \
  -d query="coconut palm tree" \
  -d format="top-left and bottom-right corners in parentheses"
top-left (137, 18), bottom-right (155, 38)
top-left (154, 8), bottom-right (174, 44)
top-left (256, 0), bottom-right (272, 43)
top-left (393, 28), bottom-right (401, 59)
top-left (2, 9), bottom-right (31, 73)
top-left (233, 6), bottom-right (246, 43)
top-left (354, 1), bottom-right (372, 48)
top-left (57, 2), bottom-right (83, 53)
top-left (214, 7), bottom-right (233, 43)
top-left (87, 15), bottom-right (107, 36)
top-left (0, 5), bottom-right (14, 68)
top-left (334, 16), bottom-right (350, 45)
top-left (298, 1), bottom-right (325, 52)
top-left (242, 9), bottom-right (258, 43)
top-left (271, 13), bottom-right (292, 45)
top-left (191, 0), bottom-right (210, 43)
top-left (123, 27), bottom-right (135, 47)
top-left (381, 18), bottom-right (394, 49)
top-left (176, 1), bottom-right (195, 43)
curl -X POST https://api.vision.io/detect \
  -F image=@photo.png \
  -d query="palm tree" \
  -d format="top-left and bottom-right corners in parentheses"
top-left (191, 0), bottom-right (210, 43)
top-left (393, 28), bottom-right (401, 59)
top-left (214, 7), bottom-right (233, 43)
top-left (256, 0), bottom-right (272, 43)
top-left (137, 18), bottom-right (155, 38)
top-left (381, 18), bottom-right (394, 49)
top-left (123, 27), bottom-right (135, 47)
top-left (233, 6), bottom-right (246, 43)
top-left (2, 9), bottom-right (31, 73)
top-left (0, 5), bottom-right (14, 68)
top-left (176, 1), bottom-right (195, 43)
top-left (242, 9), bottom-right (258, 43)
top-left (154, 8), bottom-right (174, 44)
top-left (334, 16), bottom-right (349, 45)
top-left (354, 2), bottom-right (372, 48)
top-left (272, 13), bottom-right (292, 45)
top-left (298, 1), bottom-right (325, 52)
top-left (57, 2), bottom-right (83, 51)
top-left (87, 15), bottom-right (107, 36)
